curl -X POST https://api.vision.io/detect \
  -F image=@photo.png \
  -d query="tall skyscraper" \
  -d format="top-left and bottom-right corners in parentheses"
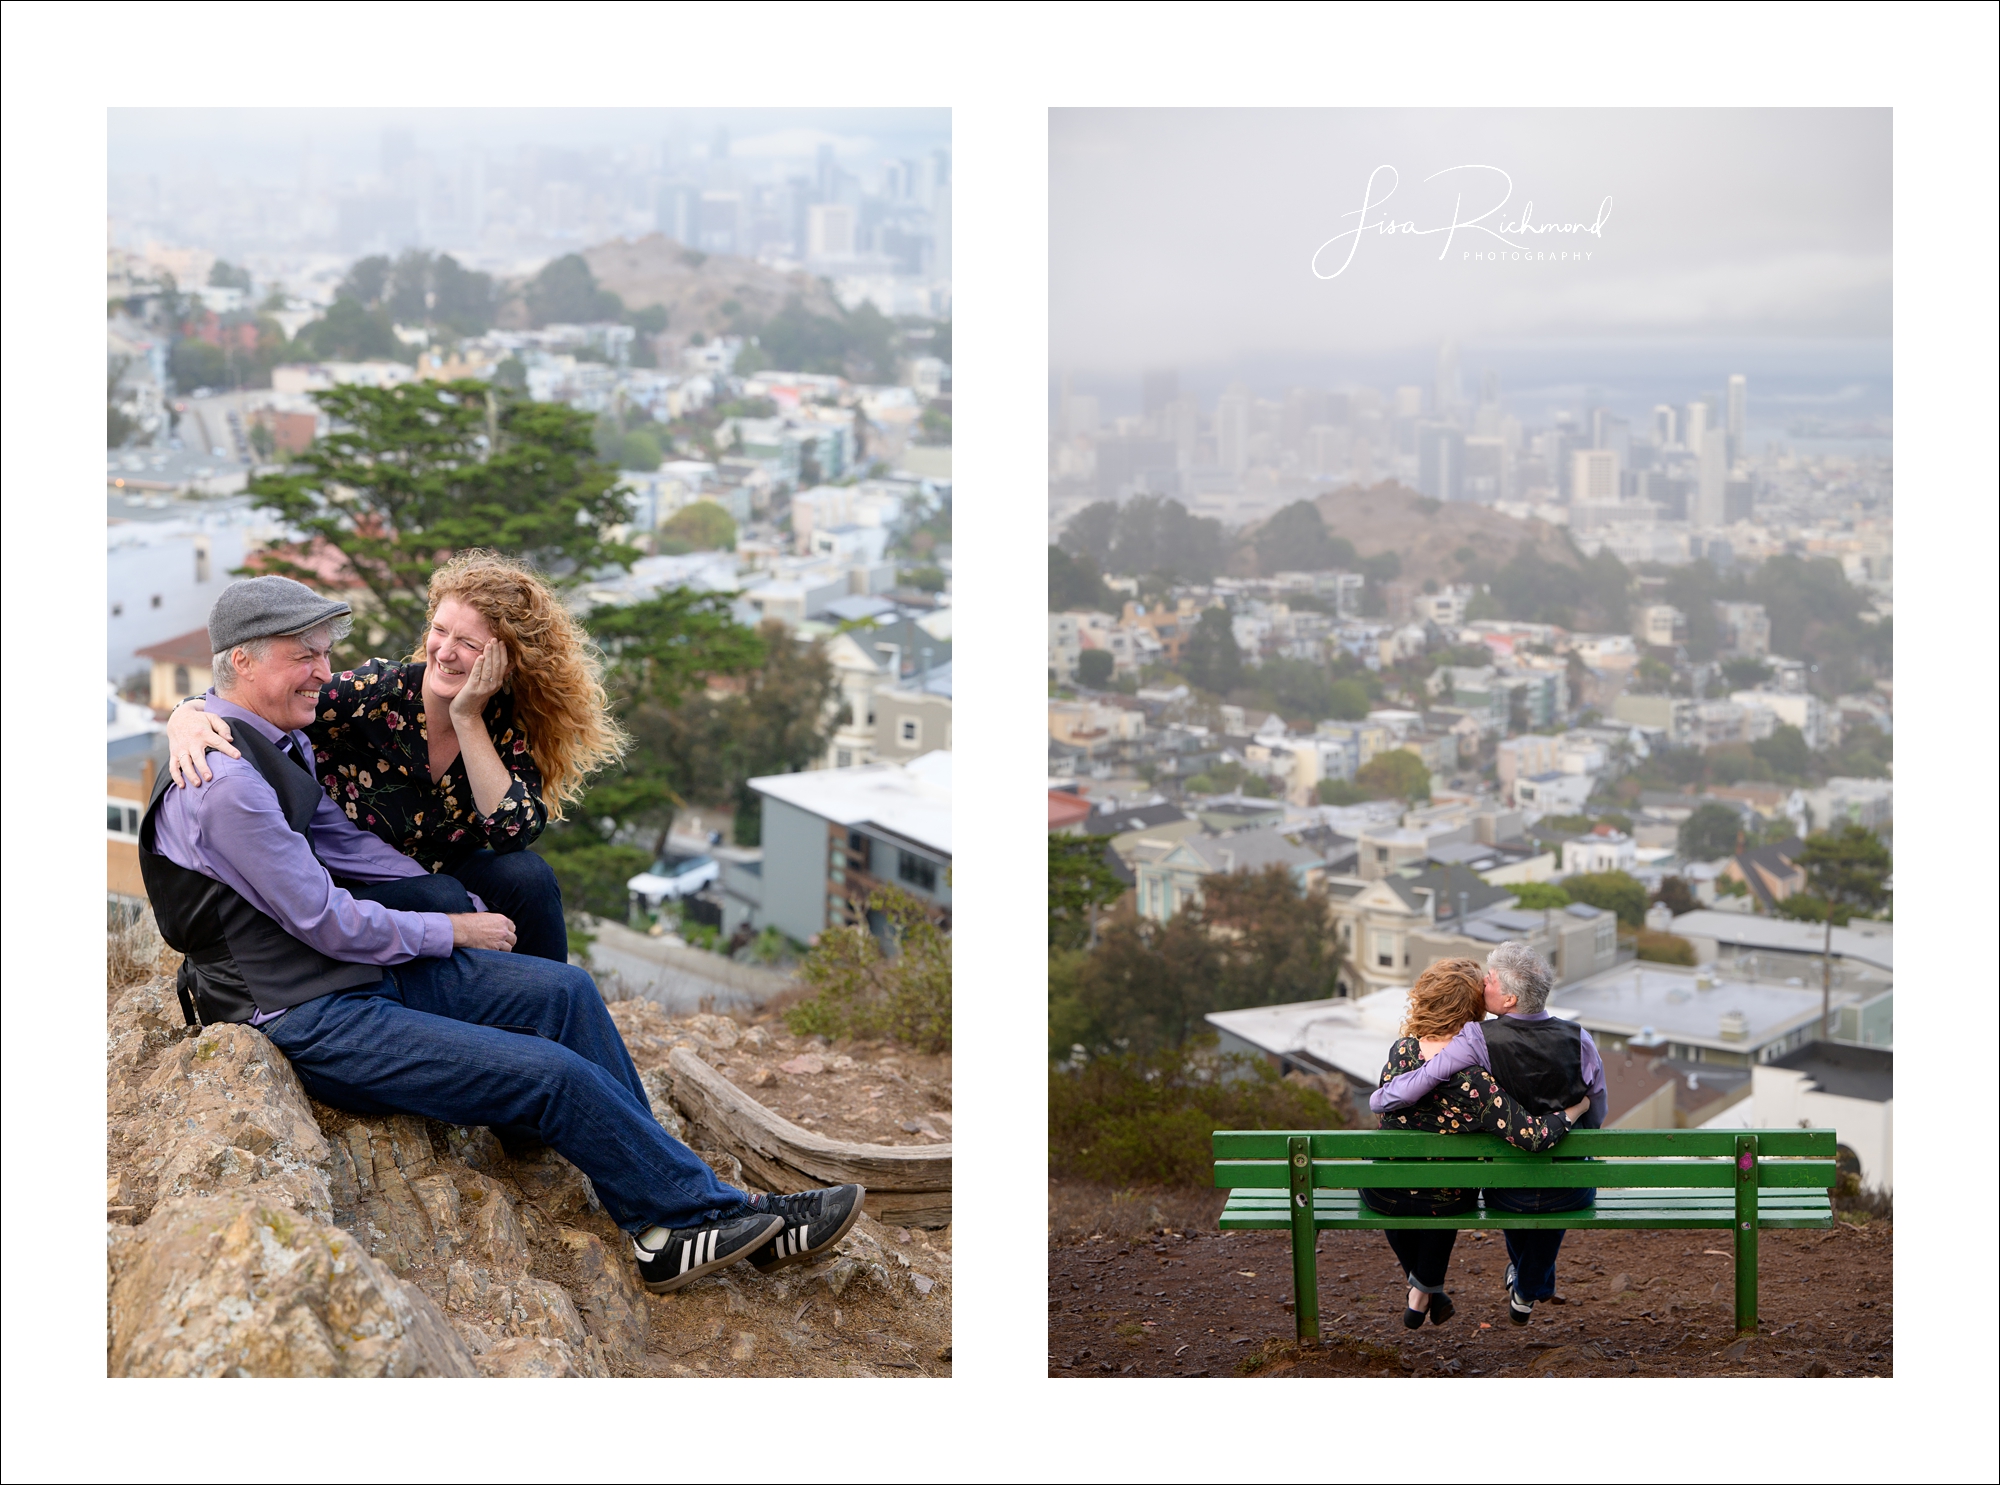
top-left (1434, 340), bottom-right (1463, 419)
top-left (1213, 389), bottom-right (1250, 475)
top-left (1684, 401), bottom-right (1710, 457)
top-left (1726, 374), bottom-right (1747, 464)
top-left (1418, 424), bottom-right (1465, 502)
top-left (1694, 429), bottom-right (1728, 528)
top-left (1571, 448), bottom-right (1620, 504)
top-left (1652, 404), bottom-right (1678, 447)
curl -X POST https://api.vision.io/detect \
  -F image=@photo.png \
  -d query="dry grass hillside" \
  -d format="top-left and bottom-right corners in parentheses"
top-left (1224, 480), bottom-right (1584, 588)
top-left (576, 236), bottom-right (843, 337)
top-left (1237, 482), bottom-right (1581, 590)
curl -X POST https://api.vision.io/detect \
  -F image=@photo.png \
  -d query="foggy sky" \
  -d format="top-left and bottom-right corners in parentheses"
top-left (1050, 109), bottom-right (1890, 373)
top-left (109, 108), bottom-right (950, 184)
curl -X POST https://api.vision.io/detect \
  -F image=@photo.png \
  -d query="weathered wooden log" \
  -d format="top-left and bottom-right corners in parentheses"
top-left (665, 1047), bottom-right (952, 1228)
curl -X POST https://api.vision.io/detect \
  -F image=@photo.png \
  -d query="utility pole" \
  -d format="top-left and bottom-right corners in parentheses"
top-left (1821, 909), bottom-right (1833, 1042)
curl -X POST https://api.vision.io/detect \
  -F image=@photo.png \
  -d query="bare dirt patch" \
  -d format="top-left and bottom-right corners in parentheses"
top-left (1047, 1180), bottom-right (1889, 1379)
top-left (606, 999), bottom-right (952, 1146)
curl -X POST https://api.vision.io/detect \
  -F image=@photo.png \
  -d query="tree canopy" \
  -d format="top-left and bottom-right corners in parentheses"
top-left (1049, 544), bottom-right (1115, 613)
top-left (1678, 802), bottom-right (1747, 861)
top-left (1049, 834), bottom-right (1127, 951)
top-left (243, 379), bottom-right (638, 662)
top-left (1061, 496), bottom-right (1226, 584)
top-left (1181, 606), bottom-right (1241, 696)
top-left (1355, 747), bottom-right (1430, 803)
top-left (1052, 867), bottom-right (1345, 1057)
top-left (1251, 500), bottom-right (1357, 575)
top-left (1560, 869), bottom-right (1648, 926)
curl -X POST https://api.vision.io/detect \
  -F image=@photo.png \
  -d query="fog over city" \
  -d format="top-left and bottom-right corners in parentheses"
top-left (1051, 108), bottom-right (1890, 417)
top-left (110, 107), bottom-right (952, 275)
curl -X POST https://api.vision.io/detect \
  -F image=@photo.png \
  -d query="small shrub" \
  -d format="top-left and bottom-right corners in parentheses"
top-left (1049, 1038), bottom-right (1345, 1188)
top-left (785, 885), bottom-right (949, 1052)
top-left (1635, 929), bottom-right (1696, 965)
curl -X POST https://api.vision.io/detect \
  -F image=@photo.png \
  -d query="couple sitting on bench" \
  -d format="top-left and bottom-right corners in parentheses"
top-left (1364, 944), bottom-right (1606, 1329)
top-left (145, 563), bottom-right (861, 1294)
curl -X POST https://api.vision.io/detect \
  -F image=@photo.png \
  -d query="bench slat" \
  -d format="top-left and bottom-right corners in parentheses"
top-left (1213, 1158), bottom-right (1836, 1191)
top-left (1212, 1129), bottom-right (1836, 1160)
top-left (1219, 1189), bottom-right (1833, 1231)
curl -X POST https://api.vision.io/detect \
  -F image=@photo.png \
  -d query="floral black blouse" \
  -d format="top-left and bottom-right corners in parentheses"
top-left (307, 658), bottom-right (547, 873)
top-left (1369, 1036), bottom-right (1572, 1205)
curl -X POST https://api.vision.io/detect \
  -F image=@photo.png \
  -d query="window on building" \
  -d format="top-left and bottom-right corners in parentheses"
top-left (150, 594), bottom-right (162, 608)
top-left (106, 801), bottom-right (141, 839)
top-left (898, 717), bottom-right (920, 747)
top-left (173, 665), bottom-right (190, 695)
top-left (897, 850), bottom-right (937, 892)
top-left (835, 749), bottom-right (852, 768)
top-left (195, 547), bottom-right (211, 583)
top-left (1376, 847), bottom-right (1389, 864)
top-left (848, 829), bottom-right (869, 862)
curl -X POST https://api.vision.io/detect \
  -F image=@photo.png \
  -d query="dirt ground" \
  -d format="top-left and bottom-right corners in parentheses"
top-left (602, 997), bottom-right (952, 1145)
top-left (1047, 1181), bottom-right (1890, 1379)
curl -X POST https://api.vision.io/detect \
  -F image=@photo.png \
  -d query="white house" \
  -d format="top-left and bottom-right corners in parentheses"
top-left (1562, 828), bottom-right (1636, 875)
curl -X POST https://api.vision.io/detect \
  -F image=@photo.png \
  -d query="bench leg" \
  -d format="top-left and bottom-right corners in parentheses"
top-left (1734, 1133), bottom-right (1759, 1333)
top-left (1288, 1135), bottom-right (1319, 1342)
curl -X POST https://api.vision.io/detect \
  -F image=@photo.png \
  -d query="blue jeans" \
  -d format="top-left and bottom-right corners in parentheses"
top-left (340, 851), bottom-right (568, 964)
top-left (264, 949), bottom-right (752, 1233)
top-left (447, 849), bottom-right (569, 963)
top-left (1484, 1185), bottom-right (1596, 1302)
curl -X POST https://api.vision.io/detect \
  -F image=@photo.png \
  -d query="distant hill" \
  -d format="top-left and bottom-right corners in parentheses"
top-left (1234, 481), bottom-right (1582, 589)
top-left (567, 235), bottom-right (842, 339)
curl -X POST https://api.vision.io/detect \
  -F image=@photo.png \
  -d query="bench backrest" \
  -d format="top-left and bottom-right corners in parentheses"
top-left (1212, 1128), bottom-right (1838, 1191)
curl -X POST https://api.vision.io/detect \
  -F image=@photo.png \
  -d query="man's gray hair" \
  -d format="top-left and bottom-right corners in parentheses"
top-left (1487, 940), bottom-right (1554, 1013)
top-left (211, 616), bottom-right (351, 692)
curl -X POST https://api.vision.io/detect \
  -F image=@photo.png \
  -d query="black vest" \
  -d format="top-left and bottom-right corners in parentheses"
top-left (139, 721), bottom-right (384, 1027)
top-left (1483, 1015), bottom-right (1590, 1120)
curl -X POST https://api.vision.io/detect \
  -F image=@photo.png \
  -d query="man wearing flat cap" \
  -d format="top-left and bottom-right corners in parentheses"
top-left (138, 577), bottom-right (866, 1294)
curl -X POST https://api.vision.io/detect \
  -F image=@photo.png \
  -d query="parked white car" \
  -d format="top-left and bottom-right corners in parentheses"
top-left (626, 852), bottom-right (721, 911)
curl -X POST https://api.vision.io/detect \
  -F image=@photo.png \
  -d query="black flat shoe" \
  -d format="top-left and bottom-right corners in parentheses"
top-left (1403, 1305), bottom-right (1426, 1330)
top-left (1427, 1291), bottom-right (1456, 1326)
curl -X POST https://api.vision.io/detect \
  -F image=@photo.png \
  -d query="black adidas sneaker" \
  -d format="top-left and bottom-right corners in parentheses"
top-left (747, 1184), bottom-right (867, 1274)
top-left (632, 1211), bottom-right (785, 1294)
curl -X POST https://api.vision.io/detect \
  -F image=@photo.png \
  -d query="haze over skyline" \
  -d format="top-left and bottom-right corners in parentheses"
top-left (1050, 109), bottom-right (1891, 377)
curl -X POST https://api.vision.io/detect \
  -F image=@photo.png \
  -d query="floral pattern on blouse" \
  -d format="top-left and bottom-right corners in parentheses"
top-left (307, 658), bottom-right (546, 873)
top-left (1375, 1037), bottom-right (1571, 1150)
top-left (1369, 1036), bottom-right (1573, 1205)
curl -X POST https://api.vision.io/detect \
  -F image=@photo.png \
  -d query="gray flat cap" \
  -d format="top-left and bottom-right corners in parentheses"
top-left (207, 576), bottom-right (352, 655)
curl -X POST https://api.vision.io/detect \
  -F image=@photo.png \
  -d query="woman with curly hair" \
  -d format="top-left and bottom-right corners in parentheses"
top-left (166, 551), bottom-right (628, 962)
top-left (1364, 958), bottom-right (1588, 1330)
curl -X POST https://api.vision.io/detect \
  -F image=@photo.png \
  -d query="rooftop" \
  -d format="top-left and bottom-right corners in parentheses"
top-left (1670, 910), bottom-right (1893, 973)
top-left (1767, 1041), bottom-right (1893, 1103)
top-left (1551, 962), bottom-right (1850, 1053)
top-left (751, 750), bottom-right (950, 857)
top-left (1176, 826), bottom-right (1322, 876)
top-left (134, 627), bottom-right (213, 666)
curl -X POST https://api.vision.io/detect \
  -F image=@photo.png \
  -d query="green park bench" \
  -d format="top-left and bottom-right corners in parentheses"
top-left (1212, 1128), bottom-right (1838, 1338)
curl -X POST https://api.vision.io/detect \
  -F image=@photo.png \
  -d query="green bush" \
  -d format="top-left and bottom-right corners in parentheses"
top-left (1076, 649), bottom-right (1115, 688)
top-left (1635, 929), bottom-right (1696, 965)
top-left (1509, 881), bottom-right (1572, 911)
top-left (1317, 777), bottom-right (1368, 805)
top-left (1561, 870), bottom-right (1649, 926)
top-left (785, 886), bottom-right (949, 1051)
top-left (1050, 1039), bottom-right (1345, 1187)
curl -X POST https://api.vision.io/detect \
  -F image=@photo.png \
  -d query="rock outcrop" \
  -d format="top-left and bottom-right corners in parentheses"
top-left (106, 977), bottom-right (951, 1378)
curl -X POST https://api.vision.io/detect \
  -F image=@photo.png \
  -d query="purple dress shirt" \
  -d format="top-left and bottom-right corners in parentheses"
top-left (1370, 1012), bottom-right (1609, 1127)
top-left (150, 694), bottom-right (456, 1021)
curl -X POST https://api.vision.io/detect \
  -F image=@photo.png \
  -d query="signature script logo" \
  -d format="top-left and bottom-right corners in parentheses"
top-left (1311, 165), bottom-right (1613, 279)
